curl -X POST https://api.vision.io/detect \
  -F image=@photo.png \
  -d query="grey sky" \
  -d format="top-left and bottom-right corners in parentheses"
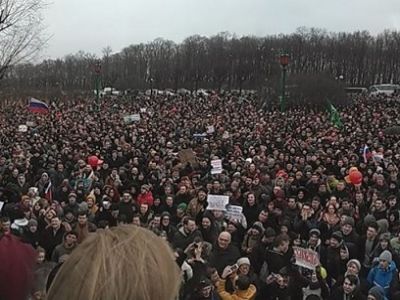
top-left (43, 0), bottom-right (400, 59)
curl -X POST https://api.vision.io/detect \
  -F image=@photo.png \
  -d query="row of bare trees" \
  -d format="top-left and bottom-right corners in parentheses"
top-left (4, 28), bottom-right (400, 93)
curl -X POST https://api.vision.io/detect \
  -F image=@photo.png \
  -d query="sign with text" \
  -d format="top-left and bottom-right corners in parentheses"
top-left (293, 247), bottom-right (320, 270)
top-left (211, 159), bottom-right (223, 174)
top-left (207, 125), bottom-right (215, 134)
top-left (206, 195), bottom-right (229, 211)
top-left (123, 114), bottom-right (140, 123)
top-left (226, 205), bottom-right (243, 220)
top-left (18, 125), bottom-right (28, 132)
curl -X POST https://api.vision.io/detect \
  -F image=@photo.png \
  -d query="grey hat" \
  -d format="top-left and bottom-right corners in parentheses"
top-left (379, 232), bottom-right (391, 241)
top-left (309, 228), bottom-right (321, 237)
top-left (28, 219), bottom-right (38, 227)
top-left (342, 216), bottom-right (355, 227)
top-left (379, 250), bottom-right (392, 263)
top-left (368, 286), bottom-right (385, 300)
top-left (364, 214), bottom-right (376, 227)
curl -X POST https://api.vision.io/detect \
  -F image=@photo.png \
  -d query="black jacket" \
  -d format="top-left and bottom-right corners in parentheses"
top-left (209, 244), bottom-right (240, 275)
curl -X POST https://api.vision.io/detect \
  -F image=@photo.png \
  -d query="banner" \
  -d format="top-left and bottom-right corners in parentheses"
top-left (293, 247), bottom-right (320, 270)
top-left (211, 159), bottom-right (223, 174)
top-left (226, 205), bottom-right (243, 220)
top-left (206, 195), bottom-right (229, 211)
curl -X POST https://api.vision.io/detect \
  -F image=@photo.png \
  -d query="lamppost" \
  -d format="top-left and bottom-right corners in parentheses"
top-left (94, 60), bottom-right (102, 109)
top-left (279, 54), bottom-right (289, 112)
top-left (150, 77), bottom-right (154, 98)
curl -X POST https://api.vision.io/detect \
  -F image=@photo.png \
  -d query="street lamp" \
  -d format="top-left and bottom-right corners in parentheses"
top-left (279, 54), bottom-right (289, 112)
top-left (94, 61), bottom-right (102, 107)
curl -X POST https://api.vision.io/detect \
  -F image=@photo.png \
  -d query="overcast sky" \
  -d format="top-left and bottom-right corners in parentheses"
top-left (43, 0), bottom-right (400, 59)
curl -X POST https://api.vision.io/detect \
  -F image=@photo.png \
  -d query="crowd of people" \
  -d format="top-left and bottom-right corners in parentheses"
top-left (1, 91), bottom-right (400, 300)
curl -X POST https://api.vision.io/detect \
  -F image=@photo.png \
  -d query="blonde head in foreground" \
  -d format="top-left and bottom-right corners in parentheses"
top-left (47, 225), bottom-right (181, 300)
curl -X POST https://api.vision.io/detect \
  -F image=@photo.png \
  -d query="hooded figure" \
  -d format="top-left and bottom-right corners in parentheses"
top-left (367, 250), bottom-right (397, 296)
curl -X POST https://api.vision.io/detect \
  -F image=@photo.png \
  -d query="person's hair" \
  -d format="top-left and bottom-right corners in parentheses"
top-left (37, 246), bottom-right (46, 255)
top-left (273, 233), bottom-right (290, 248)
top-left (78, 211), bottom-right (87, 217)
top-left (183, 216), bottom-right (195, 225)
top-left (344, 274), bottom-right (358, 286)
top-left (368, 222), bottom-right (379, 232)
top-left (47, 225), bottom-right (181, 300)
top-left (236, 274), bottom-right (251, 290)
top-left (63, 231), bottom-right (77, 240)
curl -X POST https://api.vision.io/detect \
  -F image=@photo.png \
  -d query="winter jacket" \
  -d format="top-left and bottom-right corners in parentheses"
top-left (209, 245), bottom-right (241, 275)
top-left (217, 279), bottom-right (256, 300)
top-left (173, 227), bottom-right (202, 250)
top-left (367, 261), bottom-right (397, 295)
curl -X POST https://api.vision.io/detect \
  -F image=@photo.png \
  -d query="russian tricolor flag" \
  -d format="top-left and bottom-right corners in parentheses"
top-left (28, 98), bottom-right (49, 114)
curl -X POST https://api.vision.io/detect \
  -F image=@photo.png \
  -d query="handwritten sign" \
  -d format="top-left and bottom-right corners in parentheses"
top-left (207, 125), bottom-right (215, 134)
top-left (226, 205), bottom-right (243, 220)
top-left (207, 195), bottom-right (229, 211)
top-left (18, 125), bottom-right (28, 132)
top-left (123, 114), bottom-right (140, 123)
top-left (293, 247), bottom-right (320, 270)
top-left (211, 159), bottom-right (223, 174)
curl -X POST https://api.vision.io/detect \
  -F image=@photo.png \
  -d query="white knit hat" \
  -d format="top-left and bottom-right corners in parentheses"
top-left (237, 257), bottom-right (250, 267)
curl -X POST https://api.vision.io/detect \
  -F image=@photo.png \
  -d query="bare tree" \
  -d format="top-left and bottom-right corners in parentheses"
top-left (0, 0), bottom-right (47, 80)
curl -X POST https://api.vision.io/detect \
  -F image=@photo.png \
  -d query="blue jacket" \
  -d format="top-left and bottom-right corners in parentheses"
top-left (367, 261), bottom-right (397, 294)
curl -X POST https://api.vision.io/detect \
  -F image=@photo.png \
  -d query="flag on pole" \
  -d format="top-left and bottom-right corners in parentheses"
top-left (28, 98), bottom-right (49, 114)
top-left (360, 145), bottom-right (372, 163)
top-left (327, 102), bottom-right (342, 128)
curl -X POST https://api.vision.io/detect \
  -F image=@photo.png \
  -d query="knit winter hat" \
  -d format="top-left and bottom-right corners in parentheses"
top-left (177, 203), bottom-right (187, 211)
top-left (264, 227), bottom-right (276, 238)
top-left (342, 216), bottom-right (355, 227)
top-left (237, 257), bottom-right (251, 267)
top-left (309, 228), bottom-right (321, 238)
top-left (28, 219), bottom-right (38, 228)
top-left (331, 231), bottom-right (343, 244)
top-left (346, 259), bottom-right (361, 272)
top-left (379, 250), bottom-right (392, 263)
top-left (252, 221), bottom-right (265, 233)
top-left (368, 286), bottom-right (385, 300)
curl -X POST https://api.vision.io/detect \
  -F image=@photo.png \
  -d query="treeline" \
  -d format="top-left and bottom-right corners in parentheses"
top-left (3, 27), bottom-right (400, 93)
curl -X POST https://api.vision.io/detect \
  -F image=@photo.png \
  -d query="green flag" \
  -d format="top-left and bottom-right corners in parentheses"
top-left (328, 102), bottom-right (343, 128)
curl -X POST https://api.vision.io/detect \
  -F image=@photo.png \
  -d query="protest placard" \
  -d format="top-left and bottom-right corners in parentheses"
top-left (26, 121), bottom-right (36, 127)
top-left (211, 159), bottom-right (223, 174)
top-left (140, 108), bottom-right (147, 113)
top-left (18, 125), bottom-right (28, 132)
top-left (292, 247), bottom-right (320, 270)
top-left (226, 205), bottom-right (243, 220)
top-left (207, 125), bottom-right (215, 134)
top-left (206, 195), bottom-right (229, 211)
top-left (123, 114), bottom-right (141, 123)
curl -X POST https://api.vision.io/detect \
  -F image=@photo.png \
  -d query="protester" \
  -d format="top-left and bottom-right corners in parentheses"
top-left (2, 92), bottom-right (400, 298)
top-left (46, 225), bottom-right (181, 300)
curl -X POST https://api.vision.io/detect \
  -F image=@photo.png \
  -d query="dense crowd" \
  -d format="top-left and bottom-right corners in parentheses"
top-left (1, 91), bottom-right (400, 300)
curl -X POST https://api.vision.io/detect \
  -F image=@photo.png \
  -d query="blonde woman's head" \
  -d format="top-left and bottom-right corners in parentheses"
top-left (47, 225), bottom-right (181, 300)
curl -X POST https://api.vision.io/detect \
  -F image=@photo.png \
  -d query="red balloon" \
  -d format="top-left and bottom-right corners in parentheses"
top-left (349, 170), bottom-right (363, 185)
top-left (88, 156), bottom-right (99, 168)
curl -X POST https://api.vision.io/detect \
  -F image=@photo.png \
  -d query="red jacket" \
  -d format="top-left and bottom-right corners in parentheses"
top-left (137, 191), bottom-right (154, 207)
top-left (0, 233), bottom-right (36, 300)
